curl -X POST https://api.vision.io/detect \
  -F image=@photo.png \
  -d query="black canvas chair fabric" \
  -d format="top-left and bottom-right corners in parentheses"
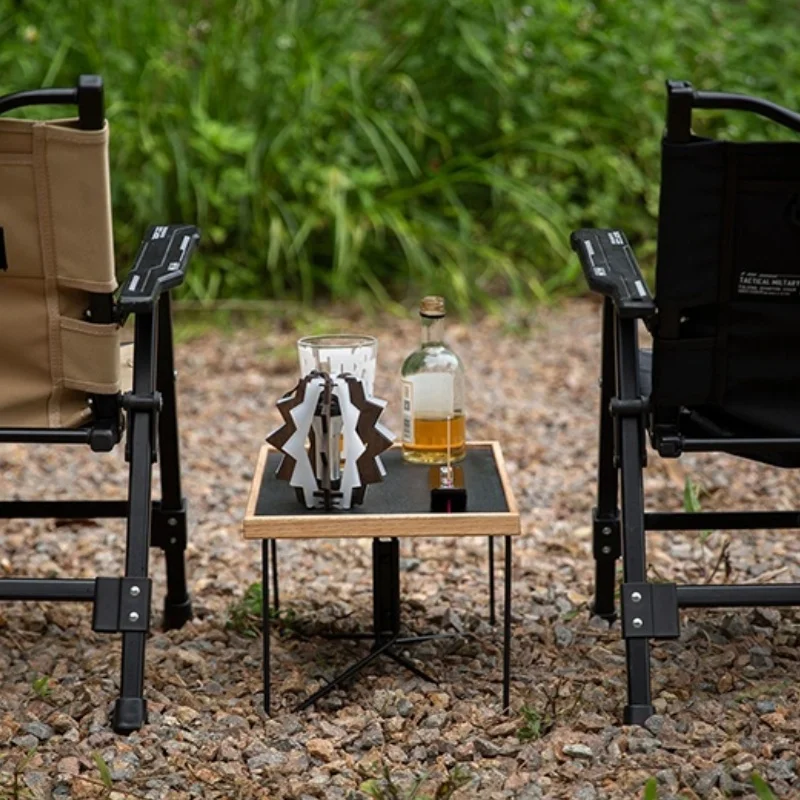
top-left (654, 137), bottom-right (800, 460)
top-left (0, 76), bottom-right (199, 734)
top-left (571, 80), bottom-right (800, 725)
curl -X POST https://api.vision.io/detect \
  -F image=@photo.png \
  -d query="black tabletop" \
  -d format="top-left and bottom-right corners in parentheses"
top-left (255, 445), bottom-right (509, 517)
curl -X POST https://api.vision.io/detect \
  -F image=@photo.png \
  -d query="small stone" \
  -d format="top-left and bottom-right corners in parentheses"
top-left (12, 734), bottom-right (39, 749)
top-left (761, 712), bottom-right (787, 731)
top-left (656, 769), bottom-right (678, 791)
top-left (218, 714), bottom-right (249, 729)
top-left (354, 722), bottom-right (384, 750)
top-left (516, 784), bottom-right (544, 800)
top-left (247, 751), bottom-right (286, 771)
top-left (717, 672), bottom-right (734, 693)
top-left (652, 697), bottom-right (668, 714)
top-left (504, 772), bottom-right (530, 791)
top-left (644, 715), bottom-right (666, 735)
top-left (756, 700), bottom-right (777, 714)
top-left (218, 742), bottom-right (240, 761)
top-left (554, 624), bottom-right (574, 647)
top-left (421, 712), bottom-right (447, 729)
top-left (110, 754), bottom-right (139, 782)
top-left (629, 737), bottom-right (661, 754)
top-left (49, 713), bottom-right (76, 734)
top-left (22, 721), bottom-right (54, 741)
top-left (574, 785), bottom-right (597, 800)
top-left (749, 647), bottom-right (774, 669)
top-left (306, 738), bottom-right (334, 762)
top-left (766, 758), bottom-right (797, 783)
top-left (555, 596), bottom-right (572, 614)
top-left (722, 615), bottom-right (751, 638)
top-left (588, 615), bottom-right (612, 631)
top-left (57, 757), bottom-right (80, 777)
top-left (174, 706), bottom-right (200, 724)
top-left (754, 608), bottom-right (781, 627)
top-left (284, 751), bottom-right (310, 774)
top-left (397, 698), bottom-right (413, 717)
top-left (563, 743), bottom-right (594, 760)
top-left (694, 767), bottom-right (721, 796)
top-left (473, 737), bottom-right (503, 759)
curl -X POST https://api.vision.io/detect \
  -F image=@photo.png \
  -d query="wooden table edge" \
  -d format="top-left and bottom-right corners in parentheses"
top-left (241, 440), bottom-right (521, 540)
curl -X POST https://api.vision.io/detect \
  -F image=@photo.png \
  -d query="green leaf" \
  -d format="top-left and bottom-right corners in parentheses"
top-left (642, 777), bottom-right (658, 800)
top-left (683, 477), bottom-right (702, 513)
top-left (92, 752), bottom-right (113, 790)
top-left (751, 773), bottom-right (778, 800)
top-left (31, 675), bottom-right (51, 699)
top-left (359, 779), bottom-right (382, 798)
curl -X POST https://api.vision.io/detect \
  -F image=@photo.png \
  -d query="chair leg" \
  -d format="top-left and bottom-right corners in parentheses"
top-left (616, 314), bottom-right (654, 725)
top-left (113, 310), bottom-right (157, 733)
top-left (593, 298), bottom-right (620, 621)
top-left (156, 294), bottom-right (193, 631)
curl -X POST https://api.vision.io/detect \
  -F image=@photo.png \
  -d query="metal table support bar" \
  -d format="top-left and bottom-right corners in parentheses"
top-left (261, 535), bottom-right (512, 714)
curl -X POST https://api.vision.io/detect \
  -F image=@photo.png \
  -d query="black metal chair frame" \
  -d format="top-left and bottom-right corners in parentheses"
top-left (572, 80), bottom-right (800, 725)
top-left (0, 76), bottom-right (200, 734)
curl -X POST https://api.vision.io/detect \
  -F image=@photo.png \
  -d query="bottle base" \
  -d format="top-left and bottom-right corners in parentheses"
top-left (402, 446), bottom-right (467, 465)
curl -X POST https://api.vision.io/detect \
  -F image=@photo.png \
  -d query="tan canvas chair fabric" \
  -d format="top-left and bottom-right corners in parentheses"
top-left (0, 117), bottom-right (120, 428)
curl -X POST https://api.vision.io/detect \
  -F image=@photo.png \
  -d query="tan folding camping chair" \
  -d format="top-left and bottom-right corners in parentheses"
top-left (0, 75), bottom-right (199, 733)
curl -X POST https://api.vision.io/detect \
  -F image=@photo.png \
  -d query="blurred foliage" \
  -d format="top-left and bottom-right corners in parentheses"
top-left (1, 0), bottom-right (800, 309)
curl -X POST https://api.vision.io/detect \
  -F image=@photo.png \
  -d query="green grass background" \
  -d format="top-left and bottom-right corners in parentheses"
top-left (2, 0), bottom-right (799, 309)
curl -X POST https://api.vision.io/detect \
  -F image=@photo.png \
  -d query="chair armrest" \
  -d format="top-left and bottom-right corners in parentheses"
top-left (117, 225), bottom-right (200, 315)
top-left (570, 228), bottom-right (655, 319)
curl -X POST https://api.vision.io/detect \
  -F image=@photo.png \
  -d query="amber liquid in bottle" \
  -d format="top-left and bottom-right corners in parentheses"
top-left (401, 297), bottom-right (466, 464)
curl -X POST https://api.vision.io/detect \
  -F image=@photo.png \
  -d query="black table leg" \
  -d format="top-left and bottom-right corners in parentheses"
top-left (271, 539), bottom-right (279, 611)
top-left (292, 536), bottom-right (448, 711)
top-left (503, 534), bottom-right (512, 712)
top-left (262, 539), bottom-right (271, 715)
top-left (488, 536), bottom-right (496, 626)
top-left (373, 537), bottom-right (401, 643)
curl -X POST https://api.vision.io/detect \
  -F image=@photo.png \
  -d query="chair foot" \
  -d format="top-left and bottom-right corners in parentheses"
top-left (112, 697), bottom-right (148, 734)
top-left (162, 595), bottom-right (193, 630)
top-left (623, 703), bottom-right (655, 726)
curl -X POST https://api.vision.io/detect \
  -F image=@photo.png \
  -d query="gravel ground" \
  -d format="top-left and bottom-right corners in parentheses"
top-left (1, 299), bottom-right (799, 799)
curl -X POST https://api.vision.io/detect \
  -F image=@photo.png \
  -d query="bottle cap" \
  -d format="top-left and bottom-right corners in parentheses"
top-left (419, 296), bottom-right (446, 318)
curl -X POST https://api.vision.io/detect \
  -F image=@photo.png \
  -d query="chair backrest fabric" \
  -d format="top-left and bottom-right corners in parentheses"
top-left (0, 118), bottom-right (120, 428)
top-left (652, 134), bottom-right (800, 439)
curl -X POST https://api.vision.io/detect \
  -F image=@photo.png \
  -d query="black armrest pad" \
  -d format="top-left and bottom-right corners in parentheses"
top-left (570, 228), bottom-right (655, 319)
top-left (118, 225), bottom-right (200, 313)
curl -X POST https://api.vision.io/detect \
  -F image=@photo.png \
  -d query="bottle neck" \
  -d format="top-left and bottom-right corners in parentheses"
top-left (420, 314), bottom-right (445, 345)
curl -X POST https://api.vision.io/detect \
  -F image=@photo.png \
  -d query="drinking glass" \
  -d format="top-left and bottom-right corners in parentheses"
top-left (297, 334), bottom-right (378, 394)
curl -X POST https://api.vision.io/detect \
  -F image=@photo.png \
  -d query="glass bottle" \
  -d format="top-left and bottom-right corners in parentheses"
top-left (401, 296), bottom-right (466, 464)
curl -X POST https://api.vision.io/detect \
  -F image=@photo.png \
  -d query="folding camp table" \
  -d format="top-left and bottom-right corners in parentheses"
top-left (243, 440), bottom-right (520, 713)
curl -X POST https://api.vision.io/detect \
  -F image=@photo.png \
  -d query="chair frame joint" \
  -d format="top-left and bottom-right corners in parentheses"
top-left (592, 508), bottom-right (621, 559)
top-left (121, 391), bottom-right (163, 413)
top-left (151, 501), bottom-right (188, 551)
top-left (609, 397), bottom-right (650, 418)
top-left (621, 582), bottom-right (680, 639)
top-left (92, 577), bottom-right (152, 634)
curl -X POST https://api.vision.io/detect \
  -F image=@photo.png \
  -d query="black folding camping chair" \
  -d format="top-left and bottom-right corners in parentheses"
top-left (571, 80), bottom-right (800, 725)
top-left (0, 75), bottom-right (199, 733)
